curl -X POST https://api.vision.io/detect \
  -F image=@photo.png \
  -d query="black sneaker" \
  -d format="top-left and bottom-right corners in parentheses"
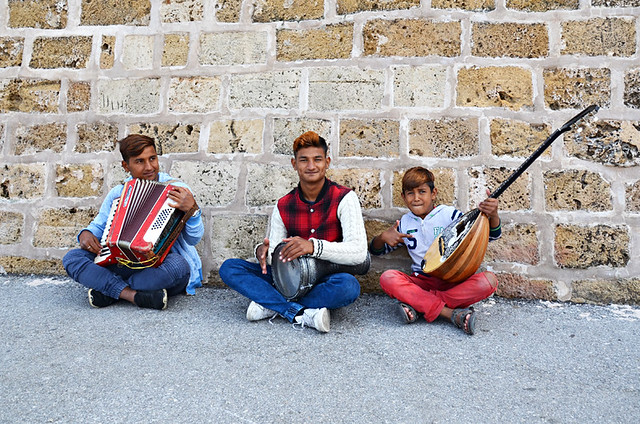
top-left (88, 289), bottom-right (118, 308)
top-left (133, 289), bottom-right (168, 310)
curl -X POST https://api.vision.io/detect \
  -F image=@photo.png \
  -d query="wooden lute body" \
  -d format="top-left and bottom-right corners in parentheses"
top-left (422, 105), bottom-right (599, 283)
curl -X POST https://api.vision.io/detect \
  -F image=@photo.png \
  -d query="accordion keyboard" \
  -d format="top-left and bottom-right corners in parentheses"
top-left (94, 197), bottom-right (120, 265)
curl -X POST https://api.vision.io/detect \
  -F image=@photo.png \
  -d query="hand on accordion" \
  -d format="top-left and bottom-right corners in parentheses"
top-left (79, 230), bottom-right (102, 254)
top-left (167, 186), bottom-right (197, 213)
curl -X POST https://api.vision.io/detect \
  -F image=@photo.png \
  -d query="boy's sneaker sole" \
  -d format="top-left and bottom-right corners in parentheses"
top-left (133, 289), bottom-right (168, 310)
top-left (88, 289), bottom-right (118, 308)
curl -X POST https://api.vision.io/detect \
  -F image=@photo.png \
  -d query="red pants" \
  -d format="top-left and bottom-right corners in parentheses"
top-left (379, 270), bottom-right (498, 322)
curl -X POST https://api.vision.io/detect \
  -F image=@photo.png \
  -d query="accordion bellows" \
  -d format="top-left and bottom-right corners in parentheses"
top-left (94, 179), bottom-right (193, 268)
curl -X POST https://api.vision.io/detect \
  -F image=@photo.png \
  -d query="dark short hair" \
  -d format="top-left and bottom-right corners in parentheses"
top-left (293, 131), bottom-right (328, 157)
top-left (402, 167), bottom-right (435, 194)
top-left (118, 134), bottom-right (156, 163)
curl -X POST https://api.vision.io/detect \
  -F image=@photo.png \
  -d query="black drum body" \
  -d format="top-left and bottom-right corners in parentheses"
top-left (271, 242), bottom-right (370, 301)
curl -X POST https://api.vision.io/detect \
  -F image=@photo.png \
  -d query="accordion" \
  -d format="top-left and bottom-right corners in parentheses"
top-left (94, 179), bottom-right (195, 268)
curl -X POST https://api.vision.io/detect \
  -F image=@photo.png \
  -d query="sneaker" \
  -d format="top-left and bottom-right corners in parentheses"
top-left (133, 289), bottom-right (168, 310)
top-left (294, 307), bottom-right (330, 333)
top-left (246, 301), bottom-right (277, 321)
top-left (88, 289), bottom-right (118, 308)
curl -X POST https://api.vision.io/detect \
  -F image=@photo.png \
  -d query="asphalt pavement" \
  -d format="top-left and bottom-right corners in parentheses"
top-left (1, 274), bottom-right (639, 424)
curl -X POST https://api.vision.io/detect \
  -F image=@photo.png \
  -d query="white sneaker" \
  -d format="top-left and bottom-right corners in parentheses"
top-left (246, 301), bottom-right (277, 321)
top-left (294, 307), bottom-right (330, 333)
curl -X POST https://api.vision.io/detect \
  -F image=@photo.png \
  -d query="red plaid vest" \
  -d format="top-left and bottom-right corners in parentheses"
top-left (277, 179), bottom-right (351, 242)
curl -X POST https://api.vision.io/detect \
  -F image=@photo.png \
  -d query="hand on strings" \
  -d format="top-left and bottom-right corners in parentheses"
top-left (79, 230), bottom-right (102, 255)
top-left (478, 188), bottom-right (500, 225)
top-left (379, 220), bottom-right (413, 248)
top-left (168, 186), bottom-right (197, 213)
top-left (256, 238), bottom-right (270, 274)
top-left (278, 237), bottom-right (314, 262)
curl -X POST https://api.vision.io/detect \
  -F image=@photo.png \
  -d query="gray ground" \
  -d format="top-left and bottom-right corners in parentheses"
top-left (1, 274), bottom-right (639, 424)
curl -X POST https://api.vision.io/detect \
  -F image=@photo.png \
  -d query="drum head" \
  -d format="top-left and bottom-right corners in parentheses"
top-left (272, 242), bottom-right (302, 300)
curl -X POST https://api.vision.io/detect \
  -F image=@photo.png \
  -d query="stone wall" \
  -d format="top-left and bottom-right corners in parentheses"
top-left (0, 0), bottom-right (639, 305)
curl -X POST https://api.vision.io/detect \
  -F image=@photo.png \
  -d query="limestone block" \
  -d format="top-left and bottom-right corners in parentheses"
top-left (544, 170), bottom-right (612, 212)
top-left (468, 167), bottom-right (530, 211)
top-left (592, 0), bottom-right (640, 5)
top-left (33, 207), bottom-right (97, 248)
top-left (209, 214), bottom-right (269, 264)
top-left (55, 164), bottom-right (104, 198)
top-left (215, 0), bottom-right (242, 22)
top-left (208, 119), bottom-right (263, 154)
top-left (230, 70), bottom-right (300, 110)
top-left (100, 36), bottom-right (115, 69)
top-left (308, 67), bottom-right (384, 111)
top-left (457, 66), bottom-right (533, 110)
top-left (506, 0), bottom-right (578, 10)
top-left (564, 119), bottom-right (640, 167)
top-left (161, 0), bottom-right (204, 23)
top-left (624, 68), bottom-right (640, 109)
top-left (408, 118), bottom-right (478, 159)
top-left (122, 35), bottom-right (154, 70)
top-left (555, 224), bottom-right (629, 269)
top-left (252, 0), bottom-right (323, 22)
top-left (81, 0), bottom-right (150, 26)
top-left (363, 19), bottom-right (461, 57)
top-left (0, 164), bottom-right (46, 200)
top-left (14, 123), bottom-right (67, 155)
top-left (572, 279), bottom-right (640, 305)
top-left (75, 122), bottom-right (119, 153)
top-left (200, 32), bottom-right (267, 65)
top-left (626, 180), bottom-right (640, 212)
top-left (67, 82), bottom-right (91, 112)
top-left (0, 37), bottom-right (24, 67)
top-left (98, 79), bottom-right (160, 114)
top-left (162, 34), bottom-right (189, 67)
top-left (170, 161), bottom-right (240, 207)
top-left (272, 118), bottom-right (332, 156)
top-left (485, 223), bottom-right (539, 264)
top-left (168, 77), bottom-right (221, 113)
top-left (8, 0), bottom-right (68, 29)
top-left (339, 119), bottom-right (399, 158)
top-left (393, 65), bottom-right (446, 108)
top-left (337, 0), bottom-right (420, 14)
top-left (490, 119), bottom-right (551, 158)
top-left (495, 273), bottom-right (556, 301)
top-left (432, 0), bottom-right (494, 9)
top-left (392, 168), bottom-right (455, 208)
top-left (0, 256), bottom-right (64, 275)
top-left (472, 23), bottom-right (548, 58)
top-left (277, 24), bottom-right (353, 62)
top-left (326, 168), bottom-right (381, 209)
top-left (561, 18), bottom-right (636, 57)
top-left (30, 36), bottom-right (92, 69)
top-left (0, 211), bottom-right (23, 244)
top-left (246, 164), bottom-right (297, 207)
top-left (0, 79), bottom-right (60, 113)
top-left (543, 68), bottom-right (610, 110)
top-left (128, 123), bottom-right (200, 154)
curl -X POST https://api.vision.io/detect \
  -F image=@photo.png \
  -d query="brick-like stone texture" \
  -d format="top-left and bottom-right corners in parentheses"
top-left (0, 37), bottom-right (24, 67)
top-left (363, 19), bottom-right (461, 57)
top-left (572, 278), bottom-right (640, 305)
top-left (339, 119), bottom-right (400, 158)
top-left (215, 0), bottom-right (242, 22)
top-left (626, 180), bottom-right (640, 212)
top-left (247, 164), bottom-right (298, 207)
top-left (624, 68), bottom-right (640, 109)
top-left (67, 81), bottom-right (91, 112)
top-left (432, 0), bottom-right (494, 10)
top-left (81, 0), bottom-right (150, 26)
top-left (170, 161), bottom-right (240, 207)
top-left (392, 168), bottom-right (455, 208)
top-left (561, 18), bottom-right (636, 57)
top-left (565, 119), bottom-right (640, 167)
top-left (486, 223), bottom-right (539, 264)
top-left (272, 118), bottom-right (332, 156)
top-left (327, 169), bottom-right (381, 209)
top-left (308, 67), bottom-right (384, 111)
top-left (506, 0), bottom-right (578, 11)
top-left (592, 0), bottom-right (640, 6)
top-left (253, 0), bottom-right (323, 22)
top-left (122, 35), bottom-right (154, 70)
top-left (469, 167), bottom-right (530, 211)
top-left (495, 273), bottom-right (557, 301)
top-left (0, 256), bottom-right (64, 275)
top-left (8, 0), bottom-right (68, 29)
top-left (277, 24), bottom-right (353, 62)
top-left (544, 68), bottom-right (610, 110)
top-left (210, 214), bottom-right (269, 265)
top-left (14, 123), bottom-right (67, 155)
top-left (230, 70), bottom-right (301, 110)
top-left (161, 0), bottom-right (203, 23)
top-left (544, 170), bottom-right (612, 211)
top-left (409, 118), bottom-right (478, 158)
top-left (200, 32), bottom-right (267, 66)
top-left (0, 212), bottom-right (23, 245)
top-left (98, 79), bottom-right (160, 114)
top-left (75, 122), bottom-right (118, 153)
top-left (128, 123), bottom-right (200, 154)
top-left (163, 34), bottom-right (189, 67)
top-left (0, 79), bottom-right (60, 113)
top-left (555, 224), bottom-right (629, 268)
top-left (490, 119), bottom-right (551, 158)
top-left (0, 164), bottom-right (46, 200)
top-left (33, 207), bottom-right (97, 248)
top-left (168, 77), bottom-right (221, 113)
top-left (393, 65), bottom-right (447, 108)
top-left (30, 36), bottom-right (92, 69)
top-left (337, 0), bottom-right (420, 14)
top-left (457, 66), bottom-right (533, 110)
top-left (55, 164), bottom-right (104, 198)
top-left (208, 120), bottom-right (264, 154)
top-left (472, 23), bottom-right (548, 58)
top-left (100, 36), bottom-right (115, 69)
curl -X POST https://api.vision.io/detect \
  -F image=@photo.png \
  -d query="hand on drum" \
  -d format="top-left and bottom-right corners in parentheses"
top-left (256, 238), bottom-right (270, 274)
top-left (79, 230), bottom-right (101, 254)
top-left (168, 186), bottom-right (197, 213)
top-left (279, 237), bottom-right (314, 262)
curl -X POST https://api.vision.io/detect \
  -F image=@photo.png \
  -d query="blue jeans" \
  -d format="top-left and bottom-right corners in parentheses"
top-left (63, 248), bottom-right (190, 299)
top-left (219, 258), bottom-right (361, 322)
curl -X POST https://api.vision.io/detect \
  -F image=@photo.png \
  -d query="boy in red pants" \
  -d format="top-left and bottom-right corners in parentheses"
top-left (369, 167), bottom-right (501, 335)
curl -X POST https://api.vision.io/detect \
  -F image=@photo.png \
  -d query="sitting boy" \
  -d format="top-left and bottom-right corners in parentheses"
top-left (369, 167), bottom-right (501, 335)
